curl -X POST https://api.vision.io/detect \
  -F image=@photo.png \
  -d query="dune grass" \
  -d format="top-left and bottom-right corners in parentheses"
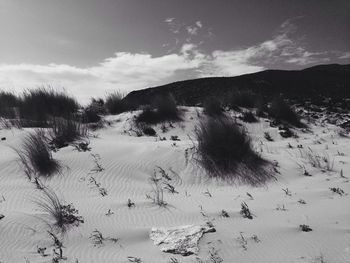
top-left (241, 111), bottom-right (258, 123)
top-left (268, 97), bottom-right (304, 127)
top-left (19, 87), bottom-right (79, 127)
top-left (0, 91), bottom-right (20, 119)
top-left (203, 97), bottom-right (224, 117)
top-left (105, 92), bottom-right (126, 114)
top-left (229, 89), bottom-right (257, 109)
top-left (36, 187), bottom-right (84, 234)
top-left (82, 98), bottom-right (105, 123)
top-left (14, 130), bottom-right (61, 179)
top-left (194, 117), bottom-right (272, 185)
top-left (49, 117), bottom-right (88, 149)
top-left (135, 94), bottom-right (181, 124)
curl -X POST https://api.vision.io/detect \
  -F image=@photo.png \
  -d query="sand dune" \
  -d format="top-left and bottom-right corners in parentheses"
top-left (0, 108), bottom-right (349, 263)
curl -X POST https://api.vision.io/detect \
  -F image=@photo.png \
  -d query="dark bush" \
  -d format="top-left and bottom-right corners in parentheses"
top-left (195, 117), bottom-right (272, 185)
top-left (255, 96), bottom-right (268, 117)
top-left (19, 87), bottom-right (79, 127)
top-left (14, 130), bottom-right (61, 178)
top-left (82, 98), bottom-right (105, 123)
top-left (136, 94), bottom-right (181, 124)
top-left (135, 106), bottom-right (158, 124)
top-left (105, 92), bottom-right (127, 114)
top-left (268, 97), bottom-right (303, 127)
top-left (264, 132), bottom-right (273, 141)
top-left (49, 117), bottom-right (88, 149)
top-left (203, 97), bottom-right (223, 117)
top-left (142, 125), bottom-right (157, 136)
top-left (279, 126), bottom-right (295, 138)
top-left (0, 91), bottom-right (20, 118)
top-left (241, 111), bottom-right (258, 123)
top-left (153, 94), bottom-right (181, 121)
top-left (229, 89), bottom-right (257, 109)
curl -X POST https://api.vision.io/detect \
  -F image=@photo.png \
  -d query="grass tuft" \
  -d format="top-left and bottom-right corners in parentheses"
top-left (49, 117), bottom-right (88, 149)
top-left (0, 91), bottom-right (20, 119)
top-left (203, 97), bottom-right (224, 117)
top-left (136, 94), bottom-right (181, 124)
top-left (194, 117), bottom-right (273, 185)
top-left (14, 130), bottom-right (61, 178)
top-left (268, 97), bottom-right (303, 127)
top-left (105, 92), bottom-right (126, 114)
top-left (19, 87), bottom-right (79, 127)
top-left (36, 187), bottom-right (84, 234)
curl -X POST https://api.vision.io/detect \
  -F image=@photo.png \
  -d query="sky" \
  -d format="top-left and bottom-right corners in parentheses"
top-left (0, 0), bottom-right (349, 103)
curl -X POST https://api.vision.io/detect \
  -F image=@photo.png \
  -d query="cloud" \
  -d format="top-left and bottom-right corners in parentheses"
top-left (1, 19), bottom-right (341, 103)
top-left (285, 51), bottom-right (330, 65)
top-left (164, 18), bottom-right (205, 43)
top-left (339, 51), bottom-right (350, 59)
top-left (200, 50), bottom-right (264, 77)
top-left (186, 26), bottom-right (199, 35)
top-left (164, 17), bottom-right (183, 34)
top-left (164, 17), bottom-right (175, 23)
top-left (196, 21), bottom-right (202, 28)
top-left (0, 52), bottom-right (200, 103)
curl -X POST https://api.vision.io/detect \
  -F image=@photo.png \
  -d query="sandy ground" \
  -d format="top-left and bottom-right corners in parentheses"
top-left (0, 107), bottom-right (349, 263)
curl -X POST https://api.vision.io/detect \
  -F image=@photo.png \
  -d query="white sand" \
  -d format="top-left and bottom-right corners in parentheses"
top-left (0, 108), bottom-right (349, 263)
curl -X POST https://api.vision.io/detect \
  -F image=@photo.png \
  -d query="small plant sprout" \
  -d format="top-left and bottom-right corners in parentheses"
top-left (170, 135), bottom-right (180, 141)
top-left (329, 187), bottom-right (345, 196)
top-left (36, 246), bottom-right (48, 257)
top-left (220, 210), bottom-right (229, 218)
top-left (276, 204), bottom-right (287, 211)
top-left (236, 232), bottom-right (248, 250)
top-left (264, 132), bottom-right (273, 141)
top-left (298, 199), bottom-right (307, 204)
top-left (312, 254), bottom-right (327, 263)
top-left (203, 189), bottom-right (212, 197)
top-left (340, 169), bottom-right (346, 178)
top-left (73, 140), bottom-right (91, 152)
top-left (282, 188), bottom-right (292, 196)
top-left (246, 192), bottom-right (254, 200)
top-left (146, 169), bottom-right (167, 207)
top-left (240, 202), bottom-right (253, 219)
top-left (337, 150), bottom-right (344, 156)
top-left (163, 182), bottom-right (178, 194)
top-left (105, 209), bottom-right (114, 216)
top-left (48, 231), bottom-right (65, 262)
top-left (127, 199), bottom-right (135, 208)
top-left (127, 256), bottom-right (143, 262)
top-left (208, 246), bottom-right (223, 263)
top-left (303, 167), bottom-right (312, 176)
top-left (99, 188), bottom-right (108, 197)
top-left (90, 153), bottom-right (104, 173)
top-left (89, 229), bottom-right (118, 247)
top-left (251, 234), bottom-right (261, 243)
top-left (89, 176), bottom-right (107, 196)
top-left (300, 147), bottom-right (334, 171)
top-left (156, 166), bottom-right (172, 180)
top-left (34, 177), bottom-right (44, 190)
top-left (299, 224), bottom-right (312, 232)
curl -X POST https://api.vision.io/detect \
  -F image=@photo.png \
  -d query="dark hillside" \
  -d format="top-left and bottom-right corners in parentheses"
top-left (123, 64), bottom-right (350, 107)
